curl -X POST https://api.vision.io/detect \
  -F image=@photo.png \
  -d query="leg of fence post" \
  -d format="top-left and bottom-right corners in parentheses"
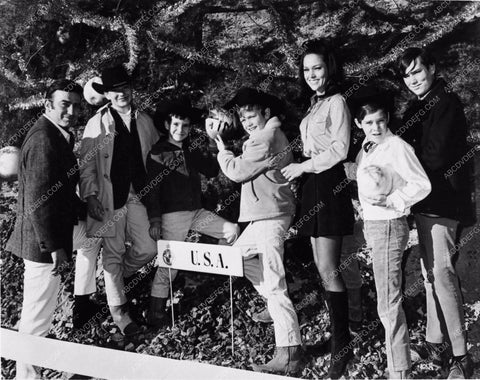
top-left (169, 268), bottom-right (174, 328)
top-left (230, 275), bottom-right (234, 356)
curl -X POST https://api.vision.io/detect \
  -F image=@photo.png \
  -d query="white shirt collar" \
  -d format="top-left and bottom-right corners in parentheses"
top-left (361, 129), bottom-right (394, 149)
top-left (43, 114), bottom-right (70, 142)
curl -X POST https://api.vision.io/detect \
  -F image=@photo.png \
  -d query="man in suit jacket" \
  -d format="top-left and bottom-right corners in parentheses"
top-left (6, 79), bottom-right (83, 379)
top-left (80, 65), bottom-right (159, 337)
top-left (397, 47), bottom-right (473, 379)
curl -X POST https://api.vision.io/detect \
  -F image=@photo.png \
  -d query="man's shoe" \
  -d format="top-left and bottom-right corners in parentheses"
top-left (447, 354), bottom-right (473, 379)
top-left (123, 321), bottom-right (141, 337)
top-left (411, 341), bottom-right (448, 369)
top-left (252, 308), bottom-right (273, 323)
top-left (123, 321), bottom-right (143, 346)
top-left (146, 296), bottom-right (169, 328)
top-left (110, 303), bottom-right (135, 332)
top-left (251, 345), bottom-right (304, 375)
top-left (73, 294), bottom-right (104, 329)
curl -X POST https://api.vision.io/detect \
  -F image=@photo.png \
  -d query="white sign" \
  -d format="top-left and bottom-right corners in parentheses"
top-left (156, 240), bottom-right (244, 277)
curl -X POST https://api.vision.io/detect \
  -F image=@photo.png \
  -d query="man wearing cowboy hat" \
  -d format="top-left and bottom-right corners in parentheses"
top-left (79, 65), bottom-right (159, 338)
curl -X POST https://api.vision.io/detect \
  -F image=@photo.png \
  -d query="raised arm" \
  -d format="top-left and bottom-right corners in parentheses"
top-left (217, 137), bottom-right (271, 183)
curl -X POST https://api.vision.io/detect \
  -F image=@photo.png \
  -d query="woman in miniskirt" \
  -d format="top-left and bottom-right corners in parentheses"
top-left (281, 39), bottom-right (355, 379)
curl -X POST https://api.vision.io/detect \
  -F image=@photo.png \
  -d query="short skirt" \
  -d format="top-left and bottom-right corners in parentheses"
top-left (296, 162), bottom-right (354, 237)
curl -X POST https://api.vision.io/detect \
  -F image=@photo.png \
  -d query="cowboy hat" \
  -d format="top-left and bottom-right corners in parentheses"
top-left (91, 65), bottom-right (131, 94)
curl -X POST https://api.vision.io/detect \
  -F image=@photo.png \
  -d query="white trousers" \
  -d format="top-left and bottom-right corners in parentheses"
top-left (151, 209), bottom-right (239, 298)
top-left (16, 260), bottom-right (61, 379)
top-left (15, 223), bottom-right (101, 379)
top-left (236, 216), bottom-right (302, 347)
top-left (72, 221), bottom-right (102, 296)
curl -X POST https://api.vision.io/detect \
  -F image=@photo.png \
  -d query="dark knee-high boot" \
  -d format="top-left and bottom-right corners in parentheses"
top-left (325, 291), bottom-right (353, 379)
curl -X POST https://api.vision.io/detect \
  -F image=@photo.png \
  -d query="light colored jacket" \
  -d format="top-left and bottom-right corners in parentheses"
top-left (217, 117), bottom-right (295, 222)
top-left (79, 105), bottom-right (159, 237)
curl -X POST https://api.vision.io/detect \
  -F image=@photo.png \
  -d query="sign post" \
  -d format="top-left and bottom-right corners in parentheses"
top-left (156, 240), bottom-right (244, 355)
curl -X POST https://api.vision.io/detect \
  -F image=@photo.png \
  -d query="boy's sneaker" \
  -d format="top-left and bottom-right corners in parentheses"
top-left (447, 354), bottom-right (473, 379)
top-left (252, 308), bottom-right (273, 323)
top-left (411, 341), bottom-right (447, 368)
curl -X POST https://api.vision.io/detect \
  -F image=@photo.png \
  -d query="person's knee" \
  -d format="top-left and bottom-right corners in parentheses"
top-left (103, 259), bottom-right (123, 273)
top-left (225, 224), bottom-right (241, 244)
top-left (316, 261), bottom-right (337, 281)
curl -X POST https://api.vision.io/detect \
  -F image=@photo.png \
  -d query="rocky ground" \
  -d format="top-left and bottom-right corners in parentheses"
top-left (1, 170), bottom-right (480, 379)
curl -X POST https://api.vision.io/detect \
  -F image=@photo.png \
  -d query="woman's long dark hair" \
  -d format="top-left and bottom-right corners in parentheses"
top-left (298, 39), bottom-right (344, 100)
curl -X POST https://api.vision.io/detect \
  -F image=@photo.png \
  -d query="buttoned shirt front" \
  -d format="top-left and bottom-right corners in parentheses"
top-left (299, 93), bottom-right (351, 174)
top-left (356, 130), bottom-right (431, 221)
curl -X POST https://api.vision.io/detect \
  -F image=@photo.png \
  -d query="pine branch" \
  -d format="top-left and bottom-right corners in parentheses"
top-left (147, 34), bottom-right (293, 77)
top-left (9, 93), bottom-right (45, 111)
top-left (146, 34), bottom-right (234, 70)
top-left (123, 21), bottom-right (140, 73)
top-left (344, 2), bottom-right (480, 76)
top-left (0, 60), bottom-right (34, 88)
top-left (357, 0), bottom-right (415, 24)
top-left (264, 0), bottom-right (299, 70)
top-left (153, 0), bottom-right (210, 24)
top-left (54, 0), bottom-right (123, 32)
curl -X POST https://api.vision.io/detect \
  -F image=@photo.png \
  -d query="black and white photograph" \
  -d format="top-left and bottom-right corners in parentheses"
top-left (0, 1), bottom-right (479, 379)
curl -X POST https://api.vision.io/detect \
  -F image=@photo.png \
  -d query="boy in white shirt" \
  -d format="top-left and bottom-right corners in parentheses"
top-left (346, 95), bottom-right (431, 379)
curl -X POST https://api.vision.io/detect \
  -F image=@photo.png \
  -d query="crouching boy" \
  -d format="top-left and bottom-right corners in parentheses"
top-left (215, 88), bottom-right (303, 375)
top-left (145, 99), bottom-right (239, 328)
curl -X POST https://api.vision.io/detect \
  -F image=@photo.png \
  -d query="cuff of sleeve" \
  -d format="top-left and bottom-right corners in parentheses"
top-left (217, 149), bottom-right (232, 160)
top-left (386, 191), bottom-right (406, 213)
top-left (208, 139), bottom-right (218, 151)
top-left (39, 240), bottom-right (62, 255)
top-left (149, 217), bottom-right (162, 224)
top-left (83, 191), bottom-right (98, 200)
top-left (303, 159), bottom-right (314, 173)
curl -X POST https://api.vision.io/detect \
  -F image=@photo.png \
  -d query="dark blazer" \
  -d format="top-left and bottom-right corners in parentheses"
top-left (402, 79), bottom-right (474, 224)
top-left (144, 137), bottom-right (219, 222)
top-left (6, 116), bottom-right (81, 263)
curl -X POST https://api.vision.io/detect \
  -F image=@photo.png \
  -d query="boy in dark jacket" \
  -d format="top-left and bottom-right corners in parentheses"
top-left (397, 47), bottom-right (474, 379)
top-left (145, 99), bottom-right (239, 328)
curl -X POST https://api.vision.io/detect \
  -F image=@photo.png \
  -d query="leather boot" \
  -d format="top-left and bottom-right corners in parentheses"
top-left (347, 287), bottom-right (363, 333)
top-left (109, 303), bottom-right (135, 333)
top-left (146, 296), bottom-right (168, 328)
top-left (325, 291), bottom-right (353, 379)
top-left (73, 294), bottom-right (103, 329)
top-left (252, 345), bottom-right (304, 375)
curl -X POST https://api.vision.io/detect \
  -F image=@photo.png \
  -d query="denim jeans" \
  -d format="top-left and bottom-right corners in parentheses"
top-left (236, 216), bottom-right (302, 347)
top-left (415, 214), bottom-right (467, 356)
top-left (365, 217), bottom-right (411, 373)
